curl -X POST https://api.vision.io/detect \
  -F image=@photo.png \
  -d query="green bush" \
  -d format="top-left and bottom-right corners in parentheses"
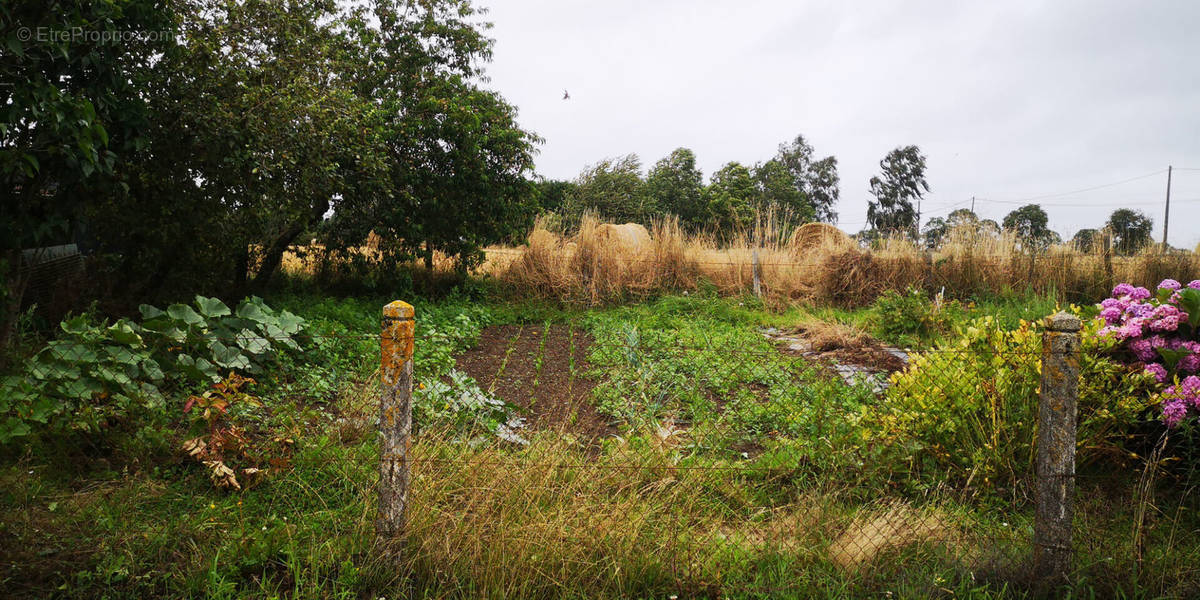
top-left (872, 286), bottom-right (963, 346)
top-left (0, 296), bottom-right (305, 444)
top-left (867, 313), bottom-right (1157, 490)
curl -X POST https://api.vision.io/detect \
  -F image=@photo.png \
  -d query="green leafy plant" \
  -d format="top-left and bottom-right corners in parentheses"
top-left (0, 296), bottom-right (305, 444)
top-left (869, 313), bottom-right (1158, 490)
top-left (415, 370), bottom-right (523, 443)
top-left (872, 286), bottom-right (962, 346)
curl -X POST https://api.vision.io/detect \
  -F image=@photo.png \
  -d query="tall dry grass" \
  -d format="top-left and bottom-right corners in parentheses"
top-left (493, 214), bottom-right (1200, 307)
top-left (398, 429), bottom-right (978, 598)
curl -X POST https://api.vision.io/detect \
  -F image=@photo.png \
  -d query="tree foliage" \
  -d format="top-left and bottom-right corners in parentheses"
top-left (3, 0), bottom-right (539, 307)
top-left (1072, 228), bottom-right (1099, 253)
top-left (1107, 209), bottom-right (1154, 255)
top-left (1002, 204), bottom-right (1057, 251)
top-left (645, 148), bottom-right (704, 230)
top-left (705, 162), bottom-right (756, 234)
top-left (867, 146), bottom-right (929, 237)
top-left (563, 155), bottom-right (649, 225)
top-left (754, 135), bottom-right (839, 223)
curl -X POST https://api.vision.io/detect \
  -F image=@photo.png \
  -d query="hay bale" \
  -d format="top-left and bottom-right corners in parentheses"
top-left (789, 223), bottom-right (852, 253)
top-left (595, 223), bottom-right (651, 251)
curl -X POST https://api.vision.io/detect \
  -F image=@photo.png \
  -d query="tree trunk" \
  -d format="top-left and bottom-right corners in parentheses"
top-left (249, 198), bottom-right (328, 294)
top-left (0, 249), bottom-right (31, 360)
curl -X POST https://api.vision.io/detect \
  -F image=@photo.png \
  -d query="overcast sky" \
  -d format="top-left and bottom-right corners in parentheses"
top-left (477, 0), bottom-right (1200, 248)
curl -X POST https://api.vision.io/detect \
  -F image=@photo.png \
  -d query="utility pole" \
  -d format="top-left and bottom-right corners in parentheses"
top-left (1162, 166), bottom-right (1173, 250)
top-left (971, 196), bottom-right (976, 214)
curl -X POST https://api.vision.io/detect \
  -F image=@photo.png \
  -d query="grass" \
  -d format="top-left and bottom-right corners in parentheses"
top-left (484, 212), bottom-right (1200, 308)
top-left (3, 291), bottom-right (1199, 598)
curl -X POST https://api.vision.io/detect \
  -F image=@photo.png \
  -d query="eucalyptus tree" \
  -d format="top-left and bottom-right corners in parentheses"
top-left (754, 134), bottom-right (839, 223)
top-left (866, 146), bottom-right (929, 237)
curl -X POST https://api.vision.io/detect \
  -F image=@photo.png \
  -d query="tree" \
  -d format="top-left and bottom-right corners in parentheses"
top-left (645, 148), bottom-right (704, 230)
top-left (922, 217), bottom-right (948, 249)
top-left (705, 162), bottom-right (756, 234)
top-left (1072, 229), bottom-right (1099, 253)
top-left (89, 0), bottom-right (539, 291)
top-left (1, 0), bottom-right (177, 345)
top-left (1002, 204), bottom-right (1055, 251)
top-left (867, 146), bottom-right (929, 237)
top-left (563, 155), bottom-right (649, 225)
top-left (754, 135), bottom-right (839, 223)
top-left (947, 208), bottom-right (980, 230)
top-left (533, 179), bottom-right (575, 213)
top-left (1107, 209), bottom-right (1154, 255)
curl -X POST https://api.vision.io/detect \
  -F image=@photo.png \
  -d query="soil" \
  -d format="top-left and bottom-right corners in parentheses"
top-left (454, 324), bottom-right (615, 440)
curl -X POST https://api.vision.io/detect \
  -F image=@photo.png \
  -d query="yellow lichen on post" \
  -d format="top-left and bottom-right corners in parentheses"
top-left (378, 300), bottom-right (415, 554)
top-left (381, 300), bottom-right (415, 386)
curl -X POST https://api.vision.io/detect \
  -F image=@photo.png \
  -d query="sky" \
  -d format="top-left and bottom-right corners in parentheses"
top-left (475, 0), bottom-right (1200, 248)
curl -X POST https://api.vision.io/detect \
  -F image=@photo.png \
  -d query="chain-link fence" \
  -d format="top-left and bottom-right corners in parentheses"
top-left (3, 306), bottom-right (1198, 598)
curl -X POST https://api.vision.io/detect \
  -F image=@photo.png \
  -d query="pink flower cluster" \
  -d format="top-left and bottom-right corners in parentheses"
top-left (1161, 376), bottom-right (1200, 428)
top-left (1098, 279), bottom-right (1200, 427)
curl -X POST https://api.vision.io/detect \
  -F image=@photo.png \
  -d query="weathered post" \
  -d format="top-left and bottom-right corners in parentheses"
top-left (377, 301), bottom-right (415, 554)
top-left (1034, 311), bottom-right (1081, 587)
top-left (751, 249), bottom-right (762, 298)
top-left (1102, 232), bottom-right (1115, 294)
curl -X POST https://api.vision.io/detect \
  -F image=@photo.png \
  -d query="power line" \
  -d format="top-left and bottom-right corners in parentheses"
top-left (978, 168), bottom-right (1168, 204)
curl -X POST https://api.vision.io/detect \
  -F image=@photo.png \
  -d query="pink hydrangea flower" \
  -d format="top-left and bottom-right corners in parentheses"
top-left (1159, 279), bottom-right (1182, 291)
top-left (1189, 280), bottom-right (1200, 290)
top-left (1145, 363), bottom-right (1169, 383)
top-left (1163, 397), bottom-right (1188, 427)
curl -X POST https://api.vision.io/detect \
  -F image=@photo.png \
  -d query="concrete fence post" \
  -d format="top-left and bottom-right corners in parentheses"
top-left (1034, 311), bottom-right (1081, 586)
top-left (377, 301), bottom-right (415, 554)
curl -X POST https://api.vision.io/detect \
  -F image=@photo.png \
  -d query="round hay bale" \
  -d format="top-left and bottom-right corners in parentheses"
top-left (596, 223), bottom-right (651, 251)
top-left (790, 223), bottom-right (853, 253)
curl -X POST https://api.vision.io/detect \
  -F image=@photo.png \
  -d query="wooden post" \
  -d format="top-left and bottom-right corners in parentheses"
top-left (1102, 232), bottom-right (1114, 294)
top-left (751, 249), bottom-right (762, 298)
top-left (1034, 312), bottom-right (1081, 587)
top-left (377, 301), bottom-right (415, 552)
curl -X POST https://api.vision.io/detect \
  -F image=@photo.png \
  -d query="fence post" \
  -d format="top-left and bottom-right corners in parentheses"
top-left (1034, 311), bottom-right (1081, 587)
top-left (1102, 232), bottom-right (1114, 293)
top-left (751, 249), bottom-right (762, 298)
top-left (377, 301), bottom-right (415, 554)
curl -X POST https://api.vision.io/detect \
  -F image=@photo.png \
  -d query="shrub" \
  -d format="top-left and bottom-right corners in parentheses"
top-left (868, 313), bottom-right (1157, 490)
top-left (871, 286), bottom-right (962, 345)
top-left (1096, 279), bottom-right (1200, 426)
top-left (0, 296), bottom-right (305, 444)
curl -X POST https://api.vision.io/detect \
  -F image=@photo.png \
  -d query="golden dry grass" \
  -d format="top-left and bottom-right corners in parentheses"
top-left (277, 214), bottom-right (1200, 306)
top-left (492, 215), bottom-right (1200, 306)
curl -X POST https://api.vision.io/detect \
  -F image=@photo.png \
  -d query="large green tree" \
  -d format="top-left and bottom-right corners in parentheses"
top-left (754, 135), bottom-right (839, 223)
top-left (1002, 204), bottom-right (1056, 251)
top-left (705, 162), bottom-right (756, 234)
top-left (866, 145), bottom-right (929, 237)
top-left (80, 0), bottom-right (538, 294)
top-left (563, 155), bottom-right (650, 225)
top-left (1, 0), bottom-right (177, 345)
top-left (645, 148), bottom-right (704, 230)
top-left (1107, 208), bottom-right (1153, 255)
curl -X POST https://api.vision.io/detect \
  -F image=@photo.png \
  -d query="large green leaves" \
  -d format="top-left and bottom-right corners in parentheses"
top-left (1, 295), bottom-right (306, 444)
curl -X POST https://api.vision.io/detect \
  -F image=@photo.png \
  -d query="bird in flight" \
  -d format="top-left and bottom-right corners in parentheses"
top-left (562, 89), bottom-right (570, 100)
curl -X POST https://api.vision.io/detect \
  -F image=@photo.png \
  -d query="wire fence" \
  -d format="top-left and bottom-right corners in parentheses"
top-left (3, 319), bottom-right (1198, 598)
